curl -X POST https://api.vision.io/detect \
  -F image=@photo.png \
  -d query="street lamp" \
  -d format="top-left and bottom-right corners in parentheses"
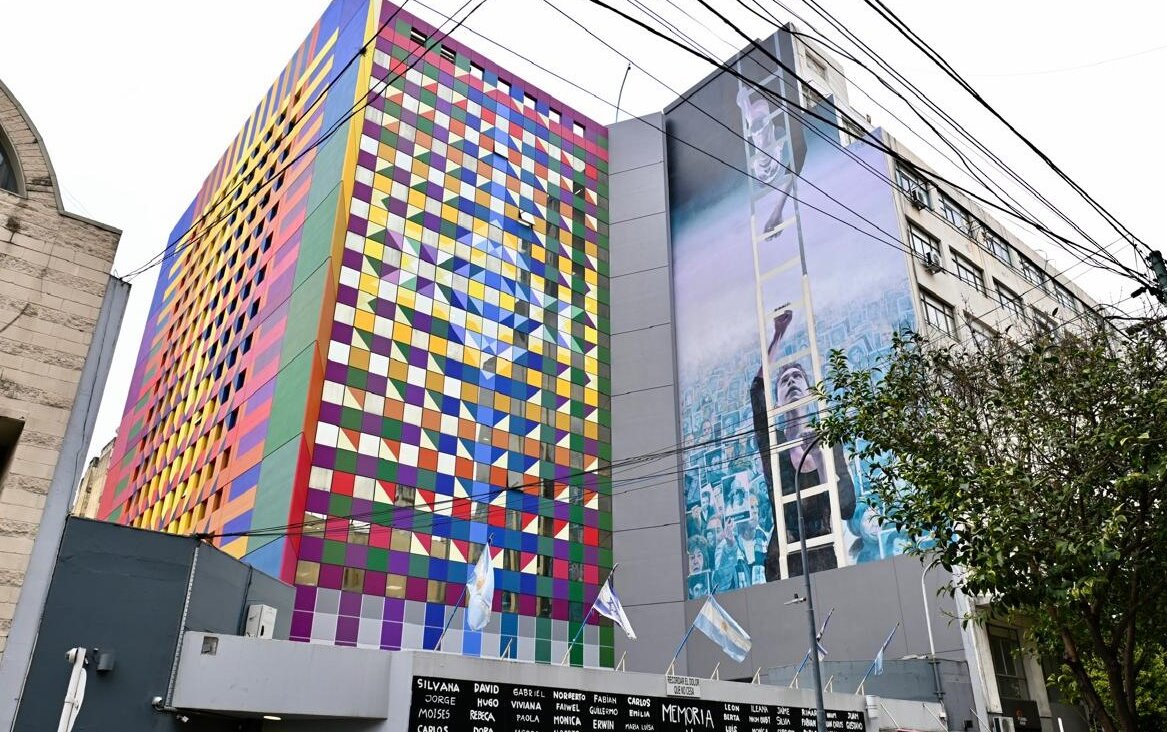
top-left (793, 431), bottom-right (826, 732)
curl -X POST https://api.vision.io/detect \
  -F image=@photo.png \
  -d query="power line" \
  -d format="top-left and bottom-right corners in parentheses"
top-left (860, 0), bottom-right (1151, 257)
top-left (547, 0), bottom-right (1119, 331)
top-left (574, 0), bottom-right (1152, 293)
top-left (744, 0), bottom-right (1143, 284)
top-left (419, 0), bottom-right (1114, 346)
top-left (123, 0), bottom-right (487, 281)
top-left (197, 410), bottom-right (822, 542)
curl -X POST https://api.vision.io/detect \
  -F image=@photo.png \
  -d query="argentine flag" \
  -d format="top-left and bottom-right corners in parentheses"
top-left (594, 576), bottom-right (636, 639)
top-left (693, 596), bottom-right (751, 662)
top-left (466, 544), bottom-right (494, 631)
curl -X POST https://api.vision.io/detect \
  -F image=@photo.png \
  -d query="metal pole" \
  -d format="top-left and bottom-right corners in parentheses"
top-left (434, 584), bottom-right (468, 652)
top-left (921, 560), bottom-right (946, 709)
top-left (668, 622), bottom-right (698, 672)
top-left (794, 432), bottom-right (826, 731)
top-left (561, 563), bottom-right (618, 665)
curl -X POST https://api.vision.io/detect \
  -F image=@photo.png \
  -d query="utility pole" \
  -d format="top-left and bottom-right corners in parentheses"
top-left (1148, 250), bottom-right (1167, 305)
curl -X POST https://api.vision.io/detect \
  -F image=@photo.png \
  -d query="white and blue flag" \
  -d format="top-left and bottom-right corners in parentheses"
top-left (873, 624), bottom-right (897, 676)
top-left (594, 576), bottom-right (636, 639)
top-left (466, 543), bottom-right (494, 631)
top-left (693, 596), bottom-right (751, 662)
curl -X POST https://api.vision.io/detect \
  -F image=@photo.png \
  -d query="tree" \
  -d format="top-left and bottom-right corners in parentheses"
top-left (813, 321), bottom-right (1167, 732)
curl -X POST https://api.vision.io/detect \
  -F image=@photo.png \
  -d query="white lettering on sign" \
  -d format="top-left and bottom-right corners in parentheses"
top-left (665, 674), bottom-right (702, 699)
top-left (661, 703), bottom-right (714, 728)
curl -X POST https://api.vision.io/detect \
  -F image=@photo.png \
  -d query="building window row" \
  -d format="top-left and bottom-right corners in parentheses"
top-left (896, 165), bottom-right (1088, 314)
top-left (409, 26), bottom-right (584, 138)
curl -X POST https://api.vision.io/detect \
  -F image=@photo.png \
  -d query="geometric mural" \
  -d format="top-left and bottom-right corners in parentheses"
top-left (102, 0), bottom-right (612, 666)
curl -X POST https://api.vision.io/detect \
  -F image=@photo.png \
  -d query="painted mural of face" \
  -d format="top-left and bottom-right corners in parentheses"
top-left (777, 363), bottom-right (809, 408)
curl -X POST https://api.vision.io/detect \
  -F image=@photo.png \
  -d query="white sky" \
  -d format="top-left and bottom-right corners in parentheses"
top-left (0, 0), bottom-right (1163, 462)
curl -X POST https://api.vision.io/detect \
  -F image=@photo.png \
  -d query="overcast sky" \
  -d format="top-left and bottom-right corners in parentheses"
top-left (0, 0), bottom-right (1163, 462)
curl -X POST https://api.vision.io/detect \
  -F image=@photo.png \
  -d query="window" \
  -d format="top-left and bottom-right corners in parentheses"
top-left (920, 291), bottom-right (956, 337)
top-left (497, 78), bottom-right (511, 96)
top-left (572, 121), bottom-right (585, 137)
top-left (895, 166), bottom-right (930, 207)
top-left (1018, 256), bottom-right (1048, 292)
top-left (953, 252), bottom-right (986, 294)
top-left (549, 108), bottom-right (561, 124)
top-left (0, 130), bottom-right (19, 194)
top-left (997, 282), bottom-right (1026, 320)
top-left (807, 53), bottom-right (829, 78)
top-left (439, 44), bottom-right (456, 63)
top-left (940, 195), bottom-right (972, 235)
top-left (966, 315), bottom-right (996, 344)
top-left (469, 62), bottom-right (484, 80)
top-left (907, 224), bottom-right (941, 264)
top-left (982, 229), bottom-right (1011, 265)
top-left (1032, 309), bottom-right (1056, 333)
top-left (988, 626), bottom-right (1031, 700)
top-left (1054, 283), bottom-right (1080, 314)
top-left (409, 28), bottom-right (428, 46)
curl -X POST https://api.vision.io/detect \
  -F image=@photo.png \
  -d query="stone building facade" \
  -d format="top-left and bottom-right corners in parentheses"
top-left (72, 436), bottom-right (114, 519)
top-left (0, 78), bottom-right (122, 660)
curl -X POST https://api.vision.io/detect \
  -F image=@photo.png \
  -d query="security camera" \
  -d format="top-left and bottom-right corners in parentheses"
top-left (151, 696), bottom-right (165, 710)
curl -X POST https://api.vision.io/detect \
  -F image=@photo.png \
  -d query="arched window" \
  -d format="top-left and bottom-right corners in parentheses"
top-left (0, 128), bottom-right (19, 194)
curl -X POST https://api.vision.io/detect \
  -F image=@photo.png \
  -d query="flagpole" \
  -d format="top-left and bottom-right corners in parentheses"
top-left (667, 620), bottom-right (698, 673)
top-left (561, 563), bottom-right (619, 665)
top-left (434, 584), bottom-right (468, 651)
top-left (855, 622), bottom-right (899, 693)
top-left (437, 538), bottom-right (491, 652)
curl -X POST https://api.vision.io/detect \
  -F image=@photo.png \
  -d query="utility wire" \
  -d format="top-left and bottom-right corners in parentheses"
top-left (190, 0), bottom-right (1136, 546)
top-left (418, 0), bottom-right (1118, 344)
top-left (550, 0), bottom-right (1114, 331)
top-left (745, 0), bottom-right (1137, 283)
top-left (721, 1), bottom-right (1138, 316)
top-left (197, 410), bottom-right (818, 541)
top-left (764, 0), bottom-right (1148, 283)
top-left (861, 0), bottom-right (1151, 257)
top-left (123, 0), bottom-right (487, 281)
top-left (575, 0), bottom-right (1153, 293)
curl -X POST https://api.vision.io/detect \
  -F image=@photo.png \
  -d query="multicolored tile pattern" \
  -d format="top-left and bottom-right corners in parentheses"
top-left (103, 0), bottom-right (611, 665)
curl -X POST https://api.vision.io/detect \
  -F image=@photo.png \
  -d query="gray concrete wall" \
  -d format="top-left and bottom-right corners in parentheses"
top-left (607, 114), bottom-right (690, 675)
top-left (679, 555), bottom-right (964, 677)
top-left (173, 634), bottom-right (945, 731)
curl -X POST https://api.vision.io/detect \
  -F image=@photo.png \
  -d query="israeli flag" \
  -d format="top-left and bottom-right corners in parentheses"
top-left (594, 576), bottom-right (636, 640)
top-left (694, 596), bottom-right (751, 662)
top-left (466, 544), bottom-right (494, 631)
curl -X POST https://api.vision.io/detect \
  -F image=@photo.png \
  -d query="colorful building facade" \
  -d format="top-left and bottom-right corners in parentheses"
top-left (101, 0), bottom-right (612, 665)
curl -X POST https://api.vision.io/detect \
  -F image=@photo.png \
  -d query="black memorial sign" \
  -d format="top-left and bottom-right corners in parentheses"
top-left (408, 675), bottom-right (865, 732)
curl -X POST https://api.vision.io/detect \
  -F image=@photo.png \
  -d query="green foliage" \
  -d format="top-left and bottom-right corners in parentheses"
top-left (814, 321), bottom-right (1167, 732)
top-left (1051, 642), bottom-right (1167, 729)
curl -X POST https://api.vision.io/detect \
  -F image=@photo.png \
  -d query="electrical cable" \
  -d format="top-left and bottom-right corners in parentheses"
top-left (861, 0), bottom-right (1152, 257)
top-left (575, 0), bottom-right (1152, 291)
top-left (152, 0), bottom-right (1142, 546)
top-left (697, 0), bottom-right (1148, 285)
top-left (742, 0), bottom-right (1139, 283)
top-left (765, 0), bottom-right (1150, 283)
top-left (123, 0), bottom-right (487, 281)
top-left (547, 0), bottom-right (1114, 333)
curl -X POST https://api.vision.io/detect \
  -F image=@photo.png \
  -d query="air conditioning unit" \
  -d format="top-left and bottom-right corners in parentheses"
top-left (909, 188), bottom-right (928, 209)
top-left (244, 604), bottom-right (277, 639)
top-left (992, 716), bottom-right (1016, 732)
top-left (923, 252), bottom-right (943, 274)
